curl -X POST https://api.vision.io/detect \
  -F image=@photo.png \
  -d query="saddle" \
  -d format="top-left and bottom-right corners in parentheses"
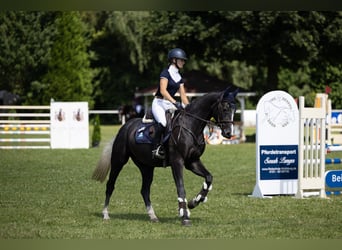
top-left (135, 108), bottom-right (163, 145)
top-left (141, 107), bottom-right (155, 124)
top-left (134, 107), bottom-right (173, 146)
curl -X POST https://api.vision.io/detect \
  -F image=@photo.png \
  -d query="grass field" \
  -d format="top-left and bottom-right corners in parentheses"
top-left (0, 125), bottom-right (341, 239)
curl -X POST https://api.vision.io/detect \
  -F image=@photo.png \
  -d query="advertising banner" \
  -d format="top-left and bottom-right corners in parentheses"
top-left (50, 102), bottom-right (89, 149)
top-left (250, 91), bottom-right (299, 198)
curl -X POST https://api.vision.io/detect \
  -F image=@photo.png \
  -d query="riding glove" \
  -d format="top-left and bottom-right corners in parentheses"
top-left (173, 101), bottom-right (183, 110)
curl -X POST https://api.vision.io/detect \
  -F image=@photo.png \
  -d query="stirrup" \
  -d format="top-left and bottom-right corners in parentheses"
top-left (152, 145), bottom-right (165, 159)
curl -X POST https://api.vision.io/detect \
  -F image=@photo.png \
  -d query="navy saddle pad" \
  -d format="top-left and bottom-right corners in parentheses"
top-left (135, 122), bottom-right (157, 144)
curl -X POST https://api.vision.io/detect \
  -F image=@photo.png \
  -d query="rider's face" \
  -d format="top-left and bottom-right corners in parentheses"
top-left (174, 58), bottom-right (185, 68)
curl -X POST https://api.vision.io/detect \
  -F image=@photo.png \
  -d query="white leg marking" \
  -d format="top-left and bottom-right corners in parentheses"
top-left (178, 197), bottom-right (190, 218)
top-left (146, 205), bottom-right (159, 222)
top-left (102, 207), bottom-right (110, 220)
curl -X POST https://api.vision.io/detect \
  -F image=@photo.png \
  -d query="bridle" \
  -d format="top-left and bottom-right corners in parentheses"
top-left (178, 99), bottom-right (235, 128)
top-left (214, 100), bottom-right (236, 127)
top-left (170, 99), bottom-right (236, 146)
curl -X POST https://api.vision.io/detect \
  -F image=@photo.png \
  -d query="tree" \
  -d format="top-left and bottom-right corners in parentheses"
top-left (40, 11), bottom-right (94, 106)
top-left (142, 11), bottom-right (342, 108)
top-left (309, 12), bottom-right (342, 109)
top-left (90, 11), bottom-right (153, 109)
top-left (0, 11), bottom-right (56, 100)
top-left (203, 11), bottom-right (323, 92)
top-left (2, 11), bottom-right (342, 109)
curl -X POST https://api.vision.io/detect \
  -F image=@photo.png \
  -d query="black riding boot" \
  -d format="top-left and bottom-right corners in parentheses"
top-left (153, 111), bottom-right (172, 160)
top-left (153, 138), bottom-right (165, 159)
top-left (153, 128), bottom-right (169, 159)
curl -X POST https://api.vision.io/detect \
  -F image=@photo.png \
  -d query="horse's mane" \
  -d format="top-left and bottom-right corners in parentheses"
top-left (185, 91), bottom-right (220, 112)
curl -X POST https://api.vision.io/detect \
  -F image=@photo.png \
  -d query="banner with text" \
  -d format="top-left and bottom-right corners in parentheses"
top-left (250, 91), bottom-right (299, 198)
top-left (259, 145), bottom-right (298, 180)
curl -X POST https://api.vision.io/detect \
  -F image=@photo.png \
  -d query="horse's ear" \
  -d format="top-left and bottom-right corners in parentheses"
top-left (222, 87), bottom-right (239, 100)
top-left (232, 88), bottom-right (239, 97)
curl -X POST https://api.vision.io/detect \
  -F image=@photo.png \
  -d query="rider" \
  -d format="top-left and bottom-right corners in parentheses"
top-left (152, 48), bottom-right (190, 159)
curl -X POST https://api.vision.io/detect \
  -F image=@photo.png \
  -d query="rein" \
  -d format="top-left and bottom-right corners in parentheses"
top-left (180, 110), bottom-right (234, 127)
top-left (179, 100), bottom-right (235, 127)
top-left (180, 110), bottom-right (216, 126)
top-left (171, 111), bottom-right (205, 147)
top-left (170, 100), bottom-right (235, 146)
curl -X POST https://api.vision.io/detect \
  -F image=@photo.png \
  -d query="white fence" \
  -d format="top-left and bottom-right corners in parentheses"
top-left (0, 105), bottom-right (120, 149)
top-left (0, 105), bottom-right (50, 149)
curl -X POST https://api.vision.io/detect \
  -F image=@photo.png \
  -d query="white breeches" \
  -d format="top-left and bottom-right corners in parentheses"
top-left (152, 97), bottom-right (177, 127)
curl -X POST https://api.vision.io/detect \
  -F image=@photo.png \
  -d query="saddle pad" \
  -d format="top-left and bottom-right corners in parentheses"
top-left (135, 122), bottom-right (155, 144)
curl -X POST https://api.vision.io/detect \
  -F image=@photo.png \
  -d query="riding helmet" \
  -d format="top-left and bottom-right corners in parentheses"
top-left (168, 48), bottom-right (187, 61)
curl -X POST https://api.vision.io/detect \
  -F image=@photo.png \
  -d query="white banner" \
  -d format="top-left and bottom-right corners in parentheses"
top-left (50, 102), bottom-right (89, 149)
top-left (250, 91), bottom-right (299, 198)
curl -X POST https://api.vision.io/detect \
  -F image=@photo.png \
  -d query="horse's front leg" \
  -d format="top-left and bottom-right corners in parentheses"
top-left (185, 159), bottom-right (213, 209)
top-left (170, 158), bottom-right (191, 226)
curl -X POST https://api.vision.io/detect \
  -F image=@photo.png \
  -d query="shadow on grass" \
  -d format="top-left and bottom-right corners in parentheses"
top-left (92, 212), bottom-right (203, 224)
top-left (231, 192), bottom-right (253, 196)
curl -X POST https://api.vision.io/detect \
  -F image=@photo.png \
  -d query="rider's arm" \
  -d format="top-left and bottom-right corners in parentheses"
top-left (179, 84), bottom-right (189, 106)
top-left (160, 78), bottom-right (177, 103)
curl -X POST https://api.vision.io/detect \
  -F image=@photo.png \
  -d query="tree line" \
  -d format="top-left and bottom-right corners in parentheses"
top-left (0, 11), bottom-right (341, 109)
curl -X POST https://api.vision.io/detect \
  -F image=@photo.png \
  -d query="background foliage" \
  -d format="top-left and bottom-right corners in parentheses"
top-left (0, 11), bottom-right (341, 109)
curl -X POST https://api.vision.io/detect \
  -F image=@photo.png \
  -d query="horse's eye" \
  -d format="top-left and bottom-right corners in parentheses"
top-left (223, 104), bottom-right (230, 111)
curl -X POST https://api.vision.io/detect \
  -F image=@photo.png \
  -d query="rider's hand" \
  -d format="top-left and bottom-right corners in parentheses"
top-left (173, 101), bottom-right (183, 110)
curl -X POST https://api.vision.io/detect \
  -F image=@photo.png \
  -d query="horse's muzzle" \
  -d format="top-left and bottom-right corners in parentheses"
top-left (222, 132), bottom-right (232, 139)
top-left (221, 123), bottom-right (233, 139)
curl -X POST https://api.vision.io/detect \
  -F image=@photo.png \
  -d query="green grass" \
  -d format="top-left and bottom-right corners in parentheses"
top-left (0, 125), bottom-right (341, 239)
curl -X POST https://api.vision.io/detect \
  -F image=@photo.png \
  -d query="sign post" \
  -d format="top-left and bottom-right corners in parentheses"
top-left (250, 91), bottom-right (299, 198)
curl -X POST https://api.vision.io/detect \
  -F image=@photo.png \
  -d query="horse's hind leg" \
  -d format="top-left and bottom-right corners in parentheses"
top-left (137, 164), bottom-right (159, 222)
top-left (103, 155), bottom-right (129, 220)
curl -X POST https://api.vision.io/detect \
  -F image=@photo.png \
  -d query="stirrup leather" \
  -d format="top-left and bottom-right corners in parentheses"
top-left (152, 145), bottom-right (165, 159)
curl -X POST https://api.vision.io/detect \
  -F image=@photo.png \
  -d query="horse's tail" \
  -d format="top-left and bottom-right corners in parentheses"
top-left (92, 137), bottom-right (115, 182)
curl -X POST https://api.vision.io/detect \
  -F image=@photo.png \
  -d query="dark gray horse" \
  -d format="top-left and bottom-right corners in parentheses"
top-left (0, 90), bottom-right (20, 105)
top-left (92, 87), bottom-right (238, 226)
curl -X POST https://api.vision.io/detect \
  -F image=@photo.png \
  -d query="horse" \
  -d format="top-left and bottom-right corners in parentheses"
top-left (0, 90), bottom-right (20, 106)
top-left (119, 101), bottom-right (145, 124)
top-left (92, 87), bottom-right (239, 226)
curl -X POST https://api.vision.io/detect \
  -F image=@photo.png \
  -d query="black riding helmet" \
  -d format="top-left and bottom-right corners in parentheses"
top-left (167, 48), bottom-right (187, 62)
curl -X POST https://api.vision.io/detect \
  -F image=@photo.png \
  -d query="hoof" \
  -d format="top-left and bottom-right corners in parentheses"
top-left (150, 217), bottom-right (159, 223)
top-left (187, 200), bottom-right (196, 209)
top-left (182, 219), bottom-right (192, 226)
